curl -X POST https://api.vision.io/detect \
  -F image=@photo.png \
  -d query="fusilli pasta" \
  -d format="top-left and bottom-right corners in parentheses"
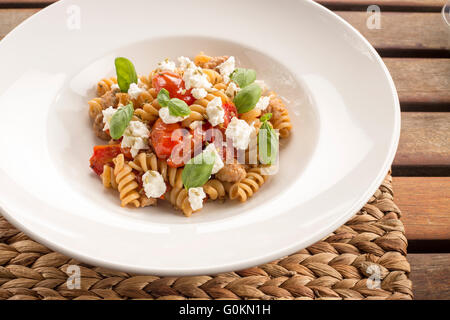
top-left (96, 77), bottom-right (117, 97)
top-left (227, 167), bottom-right (268, 202)
top-left (88, 53), bottom-right (293, 216)
top-left (113, 154), bottom-right (141, 207)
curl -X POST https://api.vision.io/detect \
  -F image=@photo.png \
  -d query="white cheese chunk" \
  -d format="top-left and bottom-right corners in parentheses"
top-left (110, 83), bottom-right (120, 91)
top-left (188, 187), bottom-right (206, 211)
top-left (178, 56), bottom-right (212, 90)
top-left (157, 59), bottom-right (176, 72)
top-left (142, 170), bottom-right (167, 198)
top-left (128, 83), bottom-right (144, 99)
top-left (121, 120), bottom-right (150, 157)
top-left (191, 88), bottom-right (208, 99)
top-left (204, 143), bottom-right (224, 174)
top-left (206, 97), bottom-right (225, 127)
top-left (102, 106), bottom-right (116, 131)
top-left (225, 81), bottom-right (240, 99)
top-left (255, 96), bottom-right (270, 111)
top-left (183, 67), bottom-right (212, 90)
top-left (217, 56), bottom-right (235, 83)
top-left (189, 120), bottom-right (204, 130)
top-left (225, 117), bottom-right (253, 150)
top-left (178, 56), bottom-right (196, 70)
top-left (159, 107), bottom-right (189, 124)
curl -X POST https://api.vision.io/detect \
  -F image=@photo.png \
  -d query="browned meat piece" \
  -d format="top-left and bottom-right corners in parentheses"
top-left (93, 113), bottom-right (110, 141)
top-left (101, 89), bottom-right (118, 109)
top-left (266, 92), bottom-right (285, 120)
top-left (216, 163), bottom-right (246, 183)
top-left (140, 195), bottom-right (157, 207)
top-left (202, 56), bottom-right (229, 70)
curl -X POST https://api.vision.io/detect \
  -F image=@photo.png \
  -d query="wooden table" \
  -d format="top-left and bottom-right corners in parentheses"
top-left (0, 0), bottom-right (449, 300)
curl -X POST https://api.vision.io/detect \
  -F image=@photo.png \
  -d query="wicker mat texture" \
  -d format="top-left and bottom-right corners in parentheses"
top-left (0, 173), bottom-right (412, 300)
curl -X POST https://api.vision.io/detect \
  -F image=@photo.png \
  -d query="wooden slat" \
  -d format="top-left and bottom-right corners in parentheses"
top-left (0, 8), bottom-right (38, 39)
top-left (394, 113), bottom-right (450, 167)
top-left (409, 253), bottom-right (450, 300)
top-left (384, 58), bottom-right (450, 105)
top-left (337, 12), bottom-right (450, 51)
top-left (394, 177), bottom-right (450, 240)
top-left (318, 0), bottom-right (446, 9)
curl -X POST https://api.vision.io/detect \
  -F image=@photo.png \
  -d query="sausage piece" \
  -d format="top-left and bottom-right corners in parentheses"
top-left (215, 163), bottom-right (246, 183)
top-left (93, 113), bottom-right (110, 141)
top-left (202, 56), bottom-right (229, 70)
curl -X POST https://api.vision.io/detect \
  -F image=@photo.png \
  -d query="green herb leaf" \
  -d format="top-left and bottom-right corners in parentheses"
top-left (230, 68), bottom-right (256, 88)
top-left (182, 151), bottom-right (216, 190)
top-left (260, 113), bottom-right (272, 122)
top-left (109, 102), bottom-right (134, 140)
top-left (233, 83), bottom-right (262, 113)
top-left (115, 57), bottom-right (138, 93)
top-left (157, 88), bottom-right (170, 107)
top-left (168, 98), bottom-right (191, 117)
top-left (258, 121), bottom-right (278, 165)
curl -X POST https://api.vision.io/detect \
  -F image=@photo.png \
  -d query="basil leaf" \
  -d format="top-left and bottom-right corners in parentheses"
top-left (168, 98), bottom-right (191, 117)
top-left (115, 57), bottom-right (138, 93)
top-left (233, 83), bottom-right (262, 113)
top-left (157, 88), bottom-right (170, 107)
top-left (230, 68), bottom-right (256, 88)
top-left (260, 112), bottom-right (272, 122)
top-left (258, 121), bottom-right (278, 165)
top-left (109, 102), bottom-right (134, 140)
top-left (182, 151), bottom-right (216, 189)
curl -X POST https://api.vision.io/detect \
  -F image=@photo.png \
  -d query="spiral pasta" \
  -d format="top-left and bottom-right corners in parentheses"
top-left (194, 52), bottom-right (212, 67)
top-left (180, 93), bottom-right (221, 127)
top-left (101, 164), bottom-right (117, 190)
top-left (113, 154), bottom-right (140, 207)
top-left (96, 77), bottom-right (117, 96)
top-left (267, 92), bottom-right (292, 139)
top-left (129, 152), bottom-right (183, 189)
top-left (134, 87), bottom-right (157, 109)
top-left (139, 75), bottom-right (152, 89)
top-left (227, 167), bottom-right (268, 202)
top-left (166, 187), bottom-right (193, 217)
top-left (240, 109), bottom-right (262, 125)
top-left (88, 97), bottom-right (103, 120)
top-left (202, 69), bottom-right (223, 85)
top-left (203, 179), bottom-right (226, 200)
top-left (133, 88), bottom-right (160, 124)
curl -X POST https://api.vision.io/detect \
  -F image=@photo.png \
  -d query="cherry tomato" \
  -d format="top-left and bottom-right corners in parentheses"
top-left (150, 119), bottom-right (183, 158)
top-left (152, 71), bottom-right (195, 105)
top-left (89, 145), bottom-right (132, 175)
top-left (222, 102), bottom-right (238, 128)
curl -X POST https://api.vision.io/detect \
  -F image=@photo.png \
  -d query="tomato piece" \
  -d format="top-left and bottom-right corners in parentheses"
top-left (150, 118), bottom-right (207, 168)
top-left (150, 119), bottom-right (184, 158)
top-left (89, 145), bottom-right (132, 175)
top-left (222, 102), bottom-right (238, 128)
top-left (152, 71), bottom-right (195, 105)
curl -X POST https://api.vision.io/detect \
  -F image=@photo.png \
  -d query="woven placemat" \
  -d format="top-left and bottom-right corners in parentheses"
top-left (0, 172), bottom-right (412, 300)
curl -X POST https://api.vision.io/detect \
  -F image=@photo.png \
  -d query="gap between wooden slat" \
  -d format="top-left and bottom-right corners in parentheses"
top-left (408, 240), bottom-right (450, 253)
top-left (317, 0), bottom-right (446, 12)
top-left (408, 253), bottom-right (450, 300)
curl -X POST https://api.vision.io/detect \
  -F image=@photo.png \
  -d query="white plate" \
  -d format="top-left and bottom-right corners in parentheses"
top-left (0, 0), bottom-right (400, 275)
